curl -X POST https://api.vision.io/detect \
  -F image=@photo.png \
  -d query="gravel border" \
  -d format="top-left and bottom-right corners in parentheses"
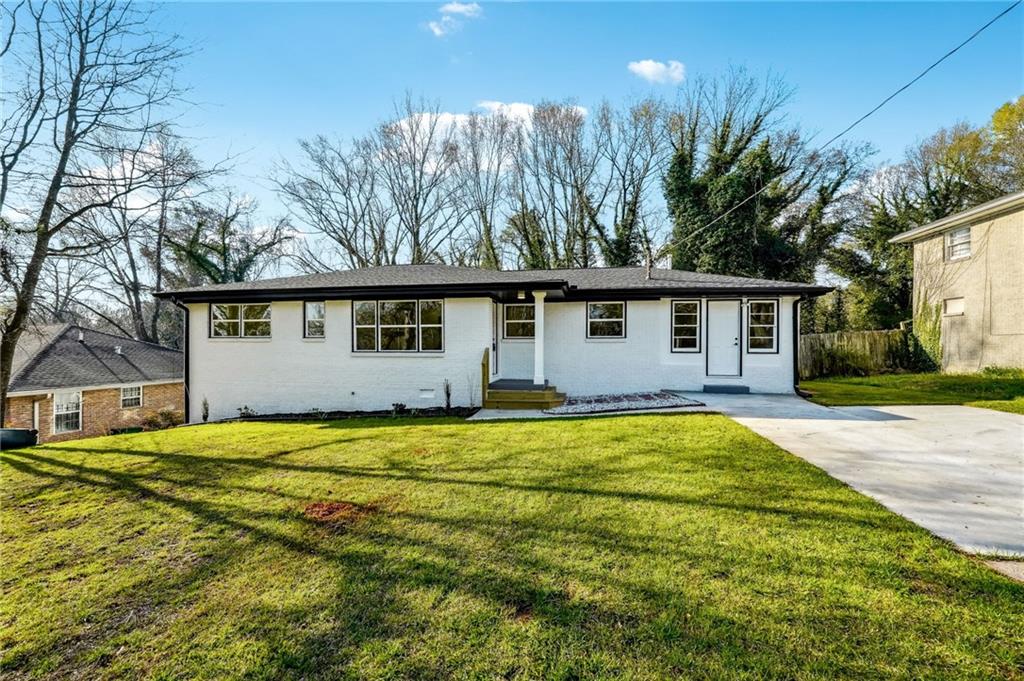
top-left (543, 391), bottom-right (704, 415)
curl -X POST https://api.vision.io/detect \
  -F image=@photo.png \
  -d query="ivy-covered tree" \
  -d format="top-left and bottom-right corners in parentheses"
top-left (663, 70), bottom-right (865, 282)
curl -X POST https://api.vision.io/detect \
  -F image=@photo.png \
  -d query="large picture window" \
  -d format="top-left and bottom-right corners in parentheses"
top-left (587, 302), bottom-right (625, 338)
top-left (945, 226), bottom-right (971, 260)
top-left (304, 301), bottom-right (325, 338)
top-left (211, 303), bottom-right (271, 338)
top-left (671, 300), bottom-right (701, 352)
top-left (53, 391), bottom-right (81, 433)
top-left (504, 304), bottom-right (535, 338)
top-left (352, 300), bottom-right (444, 353)
top-left (747, 300), bottom-right (777, 352)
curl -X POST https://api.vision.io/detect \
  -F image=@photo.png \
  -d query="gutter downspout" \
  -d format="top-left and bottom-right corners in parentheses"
top-left (792, 296), bottom-right (804, 395)
top-left (171, 298), bottom-right (191, 423)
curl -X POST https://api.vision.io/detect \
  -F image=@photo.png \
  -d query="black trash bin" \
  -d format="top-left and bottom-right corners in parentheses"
top-left (1, 428), bottom-right (38, 450)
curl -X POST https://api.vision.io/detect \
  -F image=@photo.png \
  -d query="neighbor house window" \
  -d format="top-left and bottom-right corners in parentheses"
top-left (747, 300), bottom-right (777, 352)
top-left (671, 300), bottom-right (701, 352)
top-left (946, 226), bottom-right (971, 260)
top-left (587, 302), bottom-right (625, 338)
top-left (352, 300), bottom-right (444, 353)
top-left (943, 297), bottom-right (965, 316)
top-left (304, 301), bottom-right (325, 338)
top-left (504, 304), bottom-right (535, 338)
top-left (210, 303), bottom-right (271, 337)
top-left (53, 391), bottom-right (81, 433)
top-left (120, 385), bottom-right (142, 408)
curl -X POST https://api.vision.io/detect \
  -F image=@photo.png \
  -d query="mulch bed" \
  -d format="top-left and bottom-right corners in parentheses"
top-left (231, 406), bottom-right (478, 422)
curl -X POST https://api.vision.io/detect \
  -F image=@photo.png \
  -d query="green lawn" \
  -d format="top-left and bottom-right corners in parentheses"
top-left (803, 370), bottom-right (1024, 414)
top-left (2, 415), bottom-right (1022, 679)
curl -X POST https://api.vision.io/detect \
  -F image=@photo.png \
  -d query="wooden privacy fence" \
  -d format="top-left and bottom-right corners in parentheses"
top-left (799, 329), bottom-right (922, 379)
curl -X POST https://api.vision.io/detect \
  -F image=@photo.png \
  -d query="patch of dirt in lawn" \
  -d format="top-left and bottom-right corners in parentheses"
top-left (302, 496), bottom-right (400, 532)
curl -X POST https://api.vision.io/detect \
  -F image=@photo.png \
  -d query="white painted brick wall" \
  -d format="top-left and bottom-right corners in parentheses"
top-left (188, 298), bottom-right (491, 421)
top-left (188, 295), bottom-right (798, 421)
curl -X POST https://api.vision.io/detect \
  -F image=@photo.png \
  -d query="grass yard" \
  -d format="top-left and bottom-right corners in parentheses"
top-left (803, 369), bottom-right (1024, 414)
top-left (2, 415), bottom-right (1022, 679)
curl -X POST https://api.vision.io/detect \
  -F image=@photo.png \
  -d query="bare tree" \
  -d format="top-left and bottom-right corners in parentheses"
top-left (0, 0), bottom-right (187, 422)
top-left (453, 110), bottom-right (517, 269)
top-left (505, 101), bottom-right (607, 268)
top-left (374, 96), bottom-right (465, 264)
top-left (591, 99), bottom-right (669, 266)
top-left (275, 135), bottom-right (400, 272)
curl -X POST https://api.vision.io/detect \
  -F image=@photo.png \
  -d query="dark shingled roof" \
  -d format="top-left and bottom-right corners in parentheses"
top-left (160, 264), bottom-right (829, 301)
top-left (8, 324), bottom-right (183, 394)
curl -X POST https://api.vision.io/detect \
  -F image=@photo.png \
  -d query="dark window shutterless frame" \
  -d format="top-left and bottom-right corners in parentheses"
top-left (303, 301), bottom-right (326, 338)
top-left (586, 301), bottom-right (627, 339)
top-left (670, 299), bottom-right (702, 353)
top-left (749, 296), bottom-right (778, 352)
top-left (349, 299), bottom-right (445, 353)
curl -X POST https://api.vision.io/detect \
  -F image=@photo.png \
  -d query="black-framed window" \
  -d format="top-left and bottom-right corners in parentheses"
top-left (587, 302), bottom-right (625, 338)
top-left (352, 300), bottom-right (444, 353)
top-left (304, 301), bottom-right (325, 338)
top-left (671, 300), bottom-right (701, 352)
top-left (504, 304), bottom-right (535, 338)
top-left (747, 300), bottom-right (777, 352)
top-left (211, 303), bottom-right (271, 338)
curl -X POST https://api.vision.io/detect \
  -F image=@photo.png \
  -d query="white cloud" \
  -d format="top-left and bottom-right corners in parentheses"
top-left (627, 59), bottom-right (685, 84)
top-left (426, 2), bottom-right (483, 38)
top-left (440, 2), bottom-right (481, 17)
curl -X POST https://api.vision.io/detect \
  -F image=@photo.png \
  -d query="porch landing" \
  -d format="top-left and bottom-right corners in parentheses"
top-left (483, 379), bottom-right (566, 410)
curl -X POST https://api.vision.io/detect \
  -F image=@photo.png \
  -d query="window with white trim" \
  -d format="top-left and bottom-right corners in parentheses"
top-left (352, 300), bottom-right (444, 352)
top-left (120, 385), bottom-right (142, 408)
top-left (210, 303), bottom-right (271, 337)
top-left (946, 226), bottom-right (971, 260)
top-left (304, 301), bottom-right (325, 338)
top-left (587, 302), bottom-right (625, 338)
top-left (671, 300), bottom-right (700, 352)
top-left (53, 391), bottom-right (81, 433)
top-left (504, 304), bottom-right (535, 338)
top-left (747, 300), bottom-right (777, 352)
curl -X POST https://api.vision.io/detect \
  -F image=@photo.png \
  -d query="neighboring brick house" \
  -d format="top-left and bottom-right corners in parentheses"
top-left (3, 324), bottom-right (184, 443)
top-left (891, 190), bottom-right (1024, 372)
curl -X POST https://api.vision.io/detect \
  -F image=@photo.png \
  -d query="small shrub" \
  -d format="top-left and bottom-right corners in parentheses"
top-left (391, 403), bottom-right (407, 417)
top-left (201, 397), bottom-right (210, 423)
top-left (141, 409), bottom-right (183, 431)
top-left (443, 379), bottom-right (452, 414)
top-left (308, 407), bottom-right (326, 420)
top-left (237, 405), bottom-right (257, 419)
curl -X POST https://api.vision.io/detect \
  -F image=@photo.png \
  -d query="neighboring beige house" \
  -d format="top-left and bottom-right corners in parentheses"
top-left (891, 190), bottom-right (1024, 372)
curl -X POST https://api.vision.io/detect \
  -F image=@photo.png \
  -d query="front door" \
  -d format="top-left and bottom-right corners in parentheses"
top-left (707, 300), bottom-right (741, 376)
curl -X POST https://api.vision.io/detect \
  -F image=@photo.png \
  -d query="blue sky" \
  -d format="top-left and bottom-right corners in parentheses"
top-left (161, 1), bottom-right (1023, 214)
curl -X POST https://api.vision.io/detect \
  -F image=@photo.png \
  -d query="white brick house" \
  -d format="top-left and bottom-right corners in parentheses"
top-left (158, 265), bottom-right (829, 420)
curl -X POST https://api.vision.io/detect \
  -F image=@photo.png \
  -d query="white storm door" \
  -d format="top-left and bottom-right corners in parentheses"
top-left (707, 300), bottom-right (741, 376)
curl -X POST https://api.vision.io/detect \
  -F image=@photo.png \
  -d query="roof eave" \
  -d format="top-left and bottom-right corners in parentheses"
top-left (157, 280), bottom-right (571, 303)
top-left (889, 190), bottom-right (1024, 244)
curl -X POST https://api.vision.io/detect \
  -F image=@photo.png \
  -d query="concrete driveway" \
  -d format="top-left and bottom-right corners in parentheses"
top-left (685, 393), bottom-right (1024, 557)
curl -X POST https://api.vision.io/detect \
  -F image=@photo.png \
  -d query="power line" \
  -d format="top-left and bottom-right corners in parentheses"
top-left (658, 0), bottom-right (1022, 259)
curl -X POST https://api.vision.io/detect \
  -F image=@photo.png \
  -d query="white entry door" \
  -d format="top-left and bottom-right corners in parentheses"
top-left (707, 300), bottom-right (741, 376)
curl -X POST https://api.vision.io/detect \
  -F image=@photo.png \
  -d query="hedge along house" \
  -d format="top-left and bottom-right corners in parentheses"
top-left (3, 324), bottom-right (184, 443)
top-left (157, 265), bottom-right (829, 419)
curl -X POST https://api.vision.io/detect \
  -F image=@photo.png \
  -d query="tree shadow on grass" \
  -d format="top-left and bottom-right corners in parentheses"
top-left (3, 431), bottom-right (1023, 678)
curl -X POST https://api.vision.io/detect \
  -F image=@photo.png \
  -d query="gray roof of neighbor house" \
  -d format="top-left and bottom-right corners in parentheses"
top-left (158, 265), bottom-right (831, 302)
top-left (890, 190), bottom-right (1024, 244)
top-left (7, 324), bottom-right (183, 394)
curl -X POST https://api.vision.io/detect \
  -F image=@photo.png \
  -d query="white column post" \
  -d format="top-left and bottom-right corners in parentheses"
top-left (533, 291), bottom-right (546, 386)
